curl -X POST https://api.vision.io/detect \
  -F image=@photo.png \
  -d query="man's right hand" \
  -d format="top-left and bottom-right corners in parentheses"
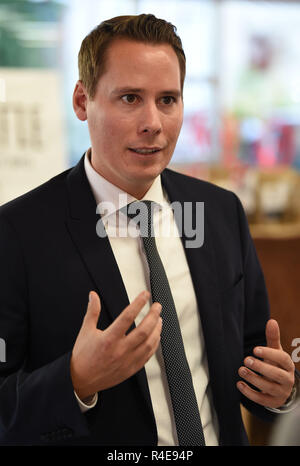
top-left (70, 290), bottom-right (162, 401)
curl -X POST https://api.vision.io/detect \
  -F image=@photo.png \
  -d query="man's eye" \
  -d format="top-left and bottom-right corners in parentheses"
top-left (160, 96), bottom-right (176, 105)
top-left (121, 94), bottom-right (137, 104)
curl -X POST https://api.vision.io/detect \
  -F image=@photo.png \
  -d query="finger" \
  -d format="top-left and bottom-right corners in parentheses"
top-left (108, 291), bottom-right (150, 338)
top-left (236, 381), bottom-right (275, 407)
top-left (253, 346), bottom-right (295, 372)
top-left (243, 356), bottom-right (295, 386)
top-left (82, 291), bottom-right (101, 330)
top-left (126, 302), bottom-right (162, 349)
top-left (266, 319), bottom-right (282, 350)
top-left (238, 365), bottom-right (283, 396)
top-left (130, 315), bottom-right (162, 368)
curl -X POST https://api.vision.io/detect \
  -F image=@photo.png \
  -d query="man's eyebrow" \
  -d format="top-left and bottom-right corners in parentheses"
top-left (160, 89), bottom-right (182, 97)
top-left (111, 87), bottom-right (143, 95)
top-left (111, 87), bottom-right (182, 97)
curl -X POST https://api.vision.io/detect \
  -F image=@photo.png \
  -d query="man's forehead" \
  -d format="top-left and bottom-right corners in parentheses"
top-left (101, 39), bottom-right (181, 86)
top-left (104, 38), bottom-right (179, 69)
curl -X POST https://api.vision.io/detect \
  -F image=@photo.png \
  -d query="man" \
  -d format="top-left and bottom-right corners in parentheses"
top-left (0, 14), bottom-right (296, 446)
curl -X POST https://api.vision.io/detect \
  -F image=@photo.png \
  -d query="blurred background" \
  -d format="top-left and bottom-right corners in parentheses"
top-left (0, 0), bottom-right (299, 445)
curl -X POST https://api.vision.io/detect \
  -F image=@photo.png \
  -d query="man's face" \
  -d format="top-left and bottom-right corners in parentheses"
top-left (74, 39), bottom-right (183, 198)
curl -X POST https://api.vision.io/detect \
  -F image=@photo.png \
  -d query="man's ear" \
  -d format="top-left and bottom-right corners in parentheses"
top-left (73, 80), bottom-right (88, 121)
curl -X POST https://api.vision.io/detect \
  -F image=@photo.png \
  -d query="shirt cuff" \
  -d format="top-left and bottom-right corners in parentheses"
top-left (266, 379), bottom-right (299, 414)
top-left (74, 390), bottom-right (98, 413)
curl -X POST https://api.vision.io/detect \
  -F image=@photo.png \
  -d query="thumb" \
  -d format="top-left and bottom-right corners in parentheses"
top-left (83, 291), bottom-right (101, 330)
top-left (266, 319), bottom-right (282, 350)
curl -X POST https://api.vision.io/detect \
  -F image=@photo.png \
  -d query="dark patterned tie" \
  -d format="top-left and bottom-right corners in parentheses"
top-left (125, 200), bottom-right (206, 446)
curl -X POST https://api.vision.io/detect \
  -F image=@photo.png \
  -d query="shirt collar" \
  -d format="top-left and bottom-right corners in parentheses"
top-left (84, 149), bottom-right (166, 217)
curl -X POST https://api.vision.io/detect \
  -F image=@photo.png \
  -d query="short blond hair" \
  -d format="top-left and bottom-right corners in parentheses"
top-left (78, 14), bottom-right (186, 99)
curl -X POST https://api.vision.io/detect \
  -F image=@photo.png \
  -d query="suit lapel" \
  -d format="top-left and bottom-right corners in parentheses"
top-left (65, 156), bottom-right (129, 322)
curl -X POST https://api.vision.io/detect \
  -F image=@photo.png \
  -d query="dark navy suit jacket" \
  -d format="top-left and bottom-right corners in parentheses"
top-left (0, 155), bottom-right (274, 445)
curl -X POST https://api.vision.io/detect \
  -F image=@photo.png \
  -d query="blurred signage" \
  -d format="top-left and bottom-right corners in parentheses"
top-left (0, 69), bottom-right (67, 204)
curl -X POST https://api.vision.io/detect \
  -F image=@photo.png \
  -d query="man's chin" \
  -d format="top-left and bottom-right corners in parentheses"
top-left (122, 169), bottom-right (163, 198)
top-left (130, 165), bottom-right (165, 184)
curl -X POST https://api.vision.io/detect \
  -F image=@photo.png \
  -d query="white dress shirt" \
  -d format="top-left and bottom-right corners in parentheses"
top-left (80, 150), bottom-right (219, 445)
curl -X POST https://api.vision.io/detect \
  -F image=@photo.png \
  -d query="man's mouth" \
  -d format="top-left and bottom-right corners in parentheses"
top-left (128, 147), bottom-right (162, 155)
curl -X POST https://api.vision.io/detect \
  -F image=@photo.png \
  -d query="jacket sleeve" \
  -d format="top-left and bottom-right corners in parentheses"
top-left (0, 213), bottom-right (89, 444)
top-left (233, 194), bottom-right (279, 423)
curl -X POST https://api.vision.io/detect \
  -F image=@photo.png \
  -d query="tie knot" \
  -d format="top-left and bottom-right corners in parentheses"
top-left (123, 200), bottom-right (157, 237)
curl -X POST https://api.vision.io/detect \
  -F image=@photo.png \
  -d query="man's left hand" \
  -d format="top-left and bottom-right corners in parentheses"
top-left (237, 319), bottom-right (295, 409)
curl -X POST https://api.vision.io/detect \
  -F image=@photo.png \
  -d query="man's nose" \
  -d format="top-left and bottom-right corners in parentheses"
top-left (138, 103), bottom-right (162, 135)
